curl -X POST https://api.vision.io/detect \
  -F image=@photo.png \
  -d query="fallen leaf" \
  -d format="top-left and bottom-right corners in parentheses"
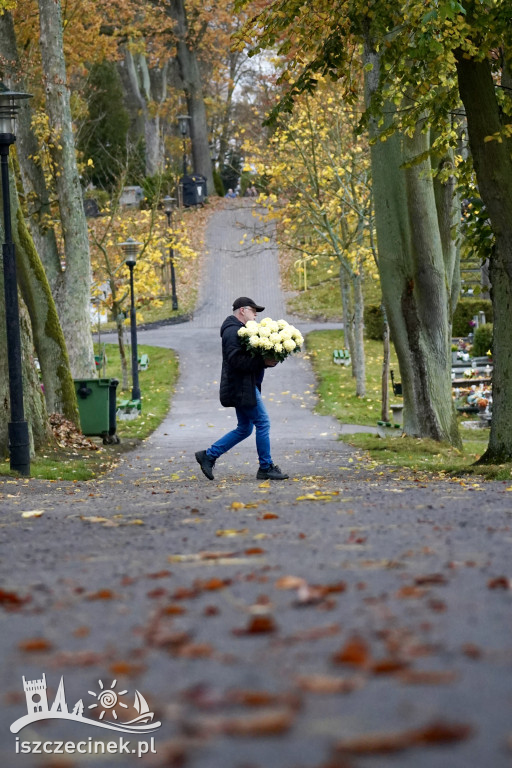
top-left (335, 720), bottom-right (473, 755)
top-left (109, 661), bottom-right (147, 676)
top-left (333, 635), bottom-right (371, 667)
top-left (398, 670), bottom-right (458, 685)
top-left (19, 638), bottom-right (53, 653)
top-left (233, 614), bottom-right (277, 635)
top-left (85, 589), bottom-right (117, 601)
top-left (275, 576), bottom-right (306, 590)
top-left (0, 588), bottom-right (31, 609)
top-left (414, 573), bottom-right (448, 586)
top-left (371, 658), bottom-right (409, 675)
top-left (216, 528), bottom-right (249, 537)
top-left (21, 510), bottom-right (45, 518)
top-left (487, 577), bottom-right (510, 589)
top-left (296, 674), bottom-right (364, 694)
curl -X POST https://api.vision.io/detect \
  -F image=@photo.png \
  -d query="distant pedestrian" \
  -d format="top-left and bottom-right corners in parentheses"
top-left (195, 297), bottom-right (289, 481)
top-left (225, 188), bottom-right (237, 198)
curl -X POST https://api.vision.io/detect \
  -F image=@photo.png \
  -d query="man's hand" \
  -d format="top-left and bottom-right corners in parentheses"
top-left (264, 358), bottom-right (278, 367)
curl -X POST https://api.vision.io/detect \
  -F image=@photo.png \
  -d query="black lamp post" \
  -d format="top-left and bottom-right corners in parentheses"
top-left (0, 82), bottom-right (32, 476)
top-left (177, 114), bottom-right (190, 176)
top-left (162, 196), bottom-right (178, 311)
top-left (120, 237), bottom-right (141, 401)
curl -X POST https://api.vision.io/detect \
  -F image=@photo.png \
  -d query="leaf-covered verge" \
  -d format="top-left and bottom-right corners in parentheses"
top-left (0, 344), bottom-right (178, 481)
top-left (305, 330), bottom-right (508, 479)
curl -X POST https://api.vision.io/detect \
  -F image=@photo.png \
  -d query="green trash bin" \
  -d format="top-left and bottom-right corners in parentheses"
top-left (74, 378), bottom-right (112, 438)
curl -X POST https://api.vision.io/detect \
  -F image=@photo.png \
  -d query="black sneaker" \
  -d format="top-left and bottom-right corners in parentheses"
top-left (195, 450), bottom-right (215, 480)
top-left (256, 464), bottom-right (289, 480)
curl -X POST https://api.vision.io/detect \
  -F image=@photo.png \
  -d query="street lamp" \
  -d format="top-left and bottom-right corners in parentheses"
top-left (162, 196), bottom-right (178, 311)
top-left (120, 237), bottom-right (142, 401)
top-left (0, 82), bottom-right (32, 475)
top-left (177, 114), bottom-right (190, 176)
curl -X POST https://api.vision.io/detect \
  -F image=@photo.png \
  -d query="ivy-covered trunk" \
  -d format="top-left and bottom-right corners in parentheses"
top-left (456, 53), bottom-right (512, 462)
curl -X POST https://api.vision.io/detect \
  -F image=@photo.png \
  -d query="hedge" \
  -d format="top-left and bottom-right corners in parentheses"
top-left (452, 299), bottom-right (492, 337)
top-left (472, 323), bottom-right (493, 357)
top-left (364, 299), bottom-right (493, 341)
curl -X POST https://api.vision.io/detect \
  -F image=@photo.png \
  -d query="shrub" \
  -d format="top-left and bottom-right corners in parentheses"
top-left (364, 304), bottom-right (384, 340)
top-left (213, 169), bottom-right (225, 197)
top-left (472, 323), bottom-right (493, 357)
top-left (452, 299), bottom-right (492, 337)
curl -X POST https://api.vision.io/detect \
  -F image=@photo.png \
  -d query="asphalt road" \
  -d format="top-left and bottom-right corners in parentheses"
top-left (1, 201), bottom-right (512, 768)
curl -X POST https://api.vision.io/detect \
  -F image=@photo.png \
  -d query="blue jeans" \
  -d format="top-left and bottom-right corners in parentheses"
top-left (207, 387), bottom-right (272, 469)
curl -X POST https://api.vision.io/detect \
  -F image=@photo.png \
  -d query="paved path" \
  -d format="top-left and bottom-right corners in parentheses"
top-left (1, 202), bottom-right (511, 768)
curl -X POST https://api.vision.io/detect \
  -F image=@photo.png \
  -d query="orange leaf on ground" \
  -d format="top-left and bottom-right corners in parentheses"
top-left (109, 661), bottom-right (147, 677)
top-left (414, 573), bottom-right (448, 585)
top-left (332, 635), bottom-right (371, 667)
top-left (233, 614), bottom-right (277, 635)
top-left (487, 577), bottom-right (510, 589)
top-left (0, 588), bottom-right (30, 609)
top-left (85, 589), bottom-right (117, 601)
top-left (371, 658), bottom-right (409, 675)
top-left (164, 604), bottom-right (187, 615)
top-left (19, 638), bottom-right (53, 653)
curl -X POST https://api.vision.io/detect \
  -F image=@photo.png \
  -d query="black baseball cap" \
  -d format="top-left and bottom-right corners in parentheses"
top-left (232, 296), bottom-right (265, 312)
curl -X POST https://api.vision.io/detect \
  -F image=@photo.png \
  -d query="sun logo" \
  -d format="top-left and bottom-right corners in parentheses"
top-left (87, 679), bottom-right (128, 721)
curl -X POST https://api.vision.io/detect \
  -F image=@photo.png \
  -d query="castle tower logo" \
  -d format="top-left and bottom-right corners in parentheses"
top-left (11, 674), bottom-right (161, 735)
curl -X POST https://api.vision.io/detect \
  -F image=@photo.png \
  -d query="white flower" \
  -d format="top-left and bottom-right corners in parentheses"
top-left (268, 321), bottom-right (279, 333)
top-left (274, 342), bottom-right (283, 353)
top-left (238, 327), bottom-right (249, 337)
top-left (259, 317), bottom-right (273, 326)
top-left (245, 320), bottom-right (259, 333)
top-left (249, 335), bottom-right (261, 347)
top-left (279, 328), bottom-right (292, 340)
top-left (269, 332), bottom-right (281, 344)
top-left (277, 319), bottom-right (288, 329)
top-left (283, 339), bottom-right (296, 352)
top-left (260, 337), bottom-right (273, 350)
top-left (258, 326), bottom-right (271, 337)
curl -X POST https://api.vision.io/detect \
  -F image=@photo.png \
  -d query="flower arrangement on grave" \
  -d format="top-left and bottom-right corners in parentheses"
top-left (238, 317), bottom-right (304, 362)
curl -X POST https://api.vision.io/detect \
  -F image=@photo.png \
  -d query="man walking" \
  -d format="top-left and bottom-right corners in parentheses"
top-left (195, 297), bottom-right (289, 481)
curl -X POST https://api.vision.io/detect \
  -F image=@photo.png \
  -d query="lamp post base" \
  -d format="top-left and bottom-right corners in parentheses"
top-left (8, 420), bottom-right (30, 475)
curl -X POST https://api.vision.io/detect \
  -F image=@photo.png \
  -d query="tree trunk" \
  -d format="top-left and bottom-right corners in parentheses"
top-left (0, 10), bottom-right (62, 292)
top-left (353, 271), bottom-right (366, 397)
top-left (0, 234), bottom-right (50, 457)
top-left (169, 0), bottom-right (215, 195)
top-left (381, 302), bottom-right (390, 422)
top-left (38, 0), bottom-right (95, 378)
top-left (119, 48), bottom-right (167, 177)
top-left (364, 43), bottom-right (460, 446)
top-left (16, 205), bottom-right (79, 423)
top-left (455, 53), bottom-right (512, 462)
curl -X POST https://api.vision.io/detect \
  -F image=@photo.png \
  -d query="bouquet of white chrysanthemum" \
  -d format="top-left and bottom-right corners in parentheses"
top-left (237, 317), bottom-right (304, 362)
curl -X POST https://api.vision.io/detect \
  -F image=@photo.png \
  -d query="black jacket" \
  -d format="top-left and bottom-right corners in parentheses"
top-left (219, 315), bottom-right (265, 408)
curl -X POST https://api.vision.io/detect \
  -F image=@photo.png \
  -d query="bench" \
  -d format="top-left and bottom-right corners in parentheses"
top-left (138, 353), bottom-right (149, 371)
top-left (117, 398), bottom-right (142, 420)
top-left (333, 349), bottom-right (351, 365)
